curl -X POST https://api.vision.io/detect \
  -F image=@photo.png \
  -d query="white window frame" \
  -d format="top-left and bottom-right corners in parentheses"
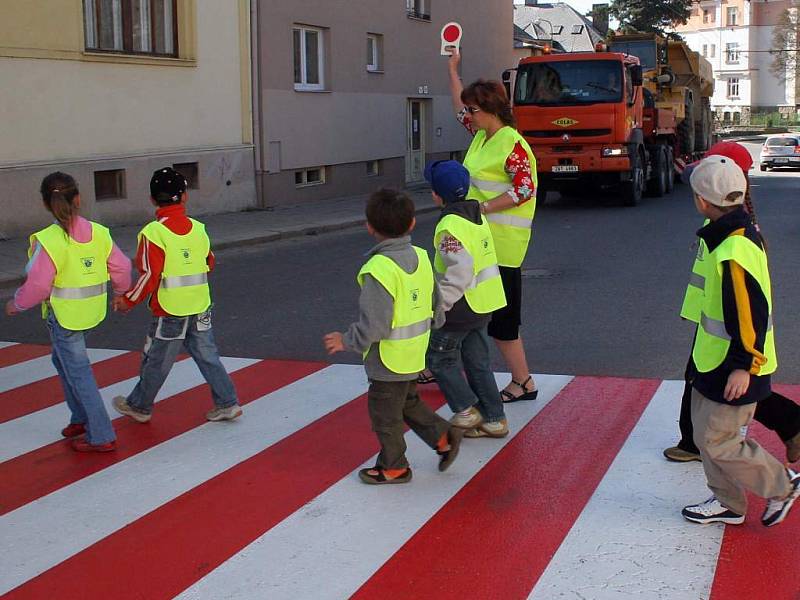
top-left (366, 160), bottom-right (380, 177)
top-left (702, 44), bottom-right (707, 57)
top-left (710, 44), bottom-right (716, 58)
top-left (293, 26), bottom-right (325, 91)
top-left (366, 34), bottom-right (381, 72)
top-left (295, 167), bottom-right (326, 187)
top-left (726, 42), bottom-right (740, 64)
top-left (727, 7), bottom-right (738, 26)
top-left (406, 0), bottom-right (430, 20)
top-left (702, 9), bottom-right (709, 23)
top-left (727, 78), bottom-right (740, 98)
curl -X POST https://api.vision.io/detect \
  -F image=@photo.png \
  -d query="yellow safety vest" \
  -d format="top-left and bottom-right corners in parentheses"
top-left (434, 212), bottom-right (507, 314)
top-left (139, 219), bottom-right (211, 317)
top-left (357, 246), bottom-right (434, 374)
top-left (31, 222), bottom-right (111, 331)
top-left (463, 126), bottom-right (538, 268)
top-left (692, 233), bottom-right (776, 374)
top-left (680, 229), bottom-right (710, 323)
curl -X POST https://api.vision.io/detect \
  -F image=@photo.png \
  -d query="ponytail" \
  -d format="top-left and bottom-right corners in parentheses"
top-left (40, 172), bottom-right (79, 234)
top-left (742, 177), bottom-right (767, 250)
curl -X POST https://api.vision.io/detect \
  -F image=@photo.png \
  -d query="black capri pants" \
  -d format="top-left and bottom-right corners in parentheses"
top-left (488, 266), bottom-right (522, 341)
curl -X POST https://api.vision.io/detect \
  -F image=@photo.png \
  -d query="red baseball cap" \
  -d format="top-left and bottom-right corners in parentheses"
top-left (682, 141), bottom-right (753, 184)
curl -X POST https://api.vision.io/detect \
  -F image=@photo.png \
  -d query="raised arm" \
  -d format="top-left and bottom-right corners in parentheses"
top-left (448, 47), bottom-right (465, 115)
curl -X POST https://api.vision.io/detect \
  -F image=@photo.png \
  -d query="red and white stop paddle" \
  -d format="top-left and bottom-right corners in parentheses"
top-left (440, 22), bottom-right (462, 56)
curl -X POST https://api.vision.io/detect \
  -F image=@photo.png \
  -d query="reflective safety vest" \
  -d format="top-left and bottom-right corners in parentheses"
top-left (680, 222), bottom-right (711, 323)
top-left (357, 246), bottom-right (434, 374)
top-left (463, 125), bottom-right (538, 268)
top-left (139, 219), bottom-right (211, 317)
top-left (692, 233), bottom-right (777, 374)
top-left (31, 222), bottom-right (111, 331)
top-left (433, 213), bottom-right (507, 314)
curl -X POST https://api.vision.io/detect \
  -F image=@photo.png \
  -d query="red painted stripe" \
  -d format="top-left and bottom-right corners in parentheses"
top-left (0, 358), bottom-right (326, 516)
top-left (352, 376), bottom-right (660, 600)
top-left (0, 351), bottom-right (143, 424)
top-left (710, 383), bottom-right (800, 600)
top-left (0, 344), bottom-right (52, 368)
top-left (5, 384), bottom-right (447, 599)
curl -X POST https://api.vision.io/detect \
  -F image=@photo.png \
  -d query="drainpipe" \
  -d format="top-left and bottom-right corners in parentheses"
top-left (251, 0), bottom-right (266, 207)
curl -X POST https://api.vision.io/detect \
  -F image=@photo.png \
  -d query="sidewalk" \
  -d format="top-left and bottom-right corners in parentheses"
top-left (0, 187), bottom-right (435, 288)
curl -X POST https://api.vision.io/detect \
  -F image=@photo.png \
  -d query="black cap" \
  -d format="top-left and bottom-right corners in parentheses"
top-left (150, 167), bottom-right (187, 202)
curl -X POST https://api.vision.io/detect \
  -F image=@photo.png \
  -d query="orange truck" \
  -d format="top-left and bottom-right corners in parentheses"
top-left (505, 33), bottom-right (714, 206)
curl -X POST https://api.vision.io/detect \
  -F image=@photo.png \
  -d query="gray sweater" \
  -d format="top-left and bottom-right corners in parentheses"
top-left (342, 236), bottom-right (428, 382)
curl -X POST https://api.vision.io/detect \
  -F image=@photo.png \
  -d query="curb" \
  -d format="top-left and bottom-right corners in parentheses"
top-left (0, 205), bottom-right (440, 289)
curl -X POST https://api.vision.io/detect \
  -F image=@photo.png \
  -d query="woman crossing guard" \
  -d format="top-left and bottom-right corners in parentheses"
top-left (445, 47), bottom-right (539, 403)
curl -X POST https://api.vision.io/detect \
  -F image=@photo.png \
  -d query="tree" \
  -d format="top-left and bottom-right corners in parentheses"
top-left (609, 0), bottom-right (692, 37)
top-left (770, 6), bottom-right (799, 83)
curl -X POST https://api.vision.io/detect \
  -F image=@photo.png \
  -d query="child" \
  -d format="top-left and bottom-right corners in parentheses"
top-left (5, 172), bottom-right (131, 452)
top-left (664, 141), bottom-right (800, 464)
top-left (424, 160), bottom-right (509, 438)
top-left (111, 168), bottom-right (242, 423)
top-left (323, 188), bottom-right (462, 484)
top-left (681, 155), bottom-right (800, 527)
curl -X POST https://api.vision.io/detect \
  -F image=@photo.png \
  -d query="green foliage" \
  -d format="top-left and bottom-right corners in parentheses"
top-left (770, 8), bottom-right (798, 82)
top-left (609, 0), bottom-right (692, 36)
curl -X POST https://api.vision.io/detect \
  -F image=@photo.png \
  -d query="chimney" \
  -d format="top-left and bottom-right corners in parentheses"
top-left (592, 3), bottom-right (609, 35)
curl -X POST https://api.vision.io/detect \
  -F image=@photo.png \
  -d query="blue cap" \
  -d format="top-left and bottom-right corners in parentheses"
top-left (424, 160), bottom-right (470, 204)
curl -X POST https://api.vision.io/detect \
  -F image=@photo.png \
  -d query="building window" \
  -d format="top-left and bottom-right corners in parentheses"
top-left (366, 34), bottom-right (383, 72)
top-left (83, 0), bottom-right (177, 56)
top-left (733, 112), bottom-right (741, 124)
top-left (406, 0), bottom-right (430, 21)
top-left (449, 150), bottom-right (463, 161)
top-left (726, 43), bottom-right (740, 63)
top-left (727, 78), bottom-right (740, 98)
top-left (727, 7), bottom-right (738, 26)
top-left (295, 167), bottom-right (326, 187)
top-left (710, 44), bottom-right (716, 58)
top-left (702, 44), bottom-right (707, 57)
top-left (366, 160), bottom-right (381, 177)
top-left (703, 9), bottom-right (709, 23)
top-left (94, 169), bottom-right (126, 201)
top-left (293, 26), bottom-right (325, 91)
top-left (723, 111), bottom-right (732, 123)
top-left (173, 162), bottom-right (198, 189)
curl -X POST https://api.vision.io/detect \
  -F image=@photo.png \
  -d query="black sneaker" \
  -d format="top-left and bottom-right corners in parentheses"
top-left (682, 496), bottom-right (745, 525)
top-left (762, 469), bottom-right (800, 527)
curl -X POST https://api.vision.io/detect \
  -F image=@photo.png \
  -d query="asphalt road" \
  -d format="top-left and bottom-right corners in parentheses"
top-left (2, 140), bottom-right (799, 382)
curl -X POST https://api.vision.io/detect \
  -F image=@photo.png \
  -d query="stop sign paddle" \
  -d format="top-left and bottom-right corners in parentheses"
top-left (441, 22), bottom-right (462, 56)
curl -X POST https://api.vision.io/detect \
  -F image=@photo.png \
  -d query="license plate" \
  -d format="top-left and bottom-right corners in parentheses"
top-left (775, 158), bottom-right (789, 163)
top-left (552, 165), bottom-right (579, 172)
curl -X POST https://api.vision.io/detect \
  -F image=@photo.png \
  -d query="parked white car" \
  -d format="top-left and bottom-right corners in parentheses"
top-left (760, 134), bottom-right (800, 171)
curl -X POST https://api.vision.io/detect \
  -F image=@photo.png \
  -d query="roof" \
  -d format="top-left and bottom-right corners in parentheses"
top-left (513, 3), bottom-right (605, 53)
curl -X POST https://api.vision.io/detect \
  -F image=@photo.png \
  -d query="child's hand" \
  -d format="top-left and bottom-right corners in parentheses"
top-left (112, 296), bottom-right (131, 313)
top-left (323, 332), bottom-right (345, 355)
top-left (724, 369), bottom-right (750, 401)
top-left (5, 299), bottom-right (19, 316)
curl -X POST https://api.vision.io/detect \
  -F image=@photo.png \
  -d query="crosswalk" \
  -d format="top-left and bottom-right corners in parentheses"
top-left (0, 340), bottom-right (798, 600)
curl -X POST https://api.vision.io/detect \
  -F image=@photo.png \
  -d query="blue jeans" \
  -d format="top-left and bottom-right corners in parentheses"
top-left (426, 325), bottom-right (505, 423)
top-left (127, 312), bottom-right (238, 414)
top-left (47, 312), bottom-right (116, 444)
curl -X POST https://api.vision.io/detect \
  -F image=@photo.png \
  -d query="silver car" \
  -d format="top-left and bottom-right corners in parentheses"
top-left (760, 134), bottom-right (800, 171)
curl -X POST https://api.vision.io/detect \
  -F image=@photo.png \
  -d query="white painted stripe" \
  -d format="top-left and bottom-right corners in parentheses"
top-left (0, 356), bottom-right (259, 463)
top-left (527, 380), bottom-right (722, 600)
top-left (0, 349), bottom-right (126, 393)
top-left (0, 364), bottom-right (367, 595)
top-left (0, 342), bottom-right (18, 350)
top-left (177, 373), bottom-right (574, 600)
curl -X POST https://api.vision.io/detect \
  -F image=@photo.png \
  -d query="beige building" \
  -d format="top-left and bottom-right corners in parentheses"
top-left (0, 0), bottom-right (255, 238)
top-left (673, 0), bottom-right (799, 125)
top-left (252, 0), bottom-right (516, 206)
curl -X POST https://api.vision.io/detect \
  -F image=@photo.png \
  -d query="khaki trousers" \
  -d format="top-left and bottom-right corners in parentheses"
top-left (691, 388), bottom-right (791, 515)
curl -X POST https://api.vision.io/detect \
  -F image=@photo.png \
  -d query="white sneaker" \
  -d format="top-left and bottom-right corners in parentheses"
top-left (206, 405), bottom-right (243, 422)
top-left (762, 469), bottom-right (800, 527)
top-left (682, 496), bottom-right (745, 525)
top-left (450, 406), bottom-right (483, 429)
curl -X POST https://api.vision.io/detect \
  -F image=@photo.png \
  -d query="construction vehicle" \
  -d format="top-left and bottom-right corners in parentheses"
top-left (505, 32), bottom-right (714, 206)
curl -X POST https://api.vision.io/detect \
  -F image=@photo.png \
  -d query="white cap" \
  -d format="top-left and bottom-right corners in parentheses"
top-left (689, 155), bottom-right (747, 207)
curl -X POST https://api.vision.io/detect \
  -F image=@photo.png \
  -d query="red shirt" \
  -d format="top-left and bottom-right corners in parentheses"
top-left (122, 204), bottom-right (215, 317)
top-left (457, 108), bottom-right (535, 205)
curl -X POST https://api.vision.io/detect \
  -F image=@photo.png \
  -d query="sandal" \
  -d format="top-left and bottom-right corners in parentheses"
top-left (416, 370), bottom-right (437, 385)
top-left (500, 376), bottom-right (538, 403)
top-left (358, 467), bottom-right (413, 485)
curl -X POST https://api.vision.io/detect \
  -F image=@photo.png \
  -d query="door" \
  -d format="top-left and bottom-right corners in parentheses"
top-left (406, 100), bottom-right (425, 183)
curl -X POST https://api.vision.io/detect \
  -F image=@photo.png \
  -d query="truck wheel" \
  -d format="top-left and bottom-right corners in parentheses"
top-left (665, 147), bottom-right (675, 193)
top-left (679, 95), bottom-right (695, 156)
top-left (622, 151), bottom-right (644, 206)
top-left (647, 147), bottom-right (667, 198)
